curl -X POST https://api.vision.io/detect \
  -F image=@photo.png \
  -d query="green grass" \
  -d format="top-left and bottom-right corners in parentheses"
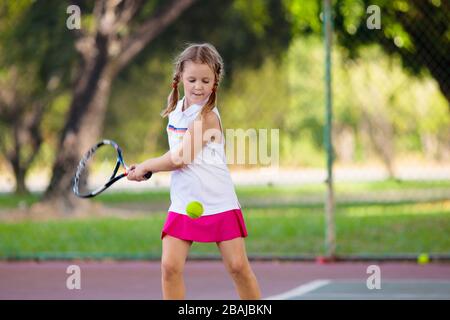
top-left (237, 179), bottom-right (450, 199)
top-left (0, 193), bottom-right (41, 209)
top-left (1, 179), bottom-right (449, 208)
top-left (1, 180), bottom-right (449, 259)
top-left (1, 200), bottom-right (449, 259)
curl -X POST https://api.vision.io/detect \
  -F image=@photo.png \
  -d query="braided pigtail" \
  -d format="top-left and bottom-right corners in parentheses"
top-left (200, 58), bottom-right (223, 117)
top-left (161, 74), bottom-right (180, 117)
top-left (201, 82), bottom-right (218, 117)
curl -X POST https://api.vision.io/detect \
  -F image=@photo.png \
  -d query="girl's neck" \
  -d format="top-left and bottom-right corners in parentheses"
top-left (182, 98), bottom-right (191, 112)
top-left (183, 96), bottom-right (208, 111)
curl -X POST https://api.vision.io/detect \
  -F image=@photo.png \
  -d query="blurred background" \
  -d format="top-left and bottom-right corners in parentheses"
top-left (0, 0), bottom-right (448, 261)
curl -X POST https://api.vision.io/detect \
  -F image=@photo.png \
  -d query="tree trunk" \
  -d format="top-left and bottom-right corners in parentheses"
top-left (14, 172), bottom-right (28, 195)
top-left (43, 35), bottom-right (112, 212)
top-left (10, 121), bottom-right (30, 195)
top-left (12, 160), bottom-right (29, 195)
top-left (43, 79), bottom-right (113, 211)
top-left (361, 110), bottom-right (396, 179)
top-left (333, 125), bottom-right (355, 163)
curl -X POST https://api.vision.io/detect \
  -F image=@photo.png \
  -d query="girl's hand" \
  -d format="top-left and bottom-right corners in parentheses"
top-left (127, 163), bottom-right (148, 182)
top-left (126, 164), bottom-right (137, 181)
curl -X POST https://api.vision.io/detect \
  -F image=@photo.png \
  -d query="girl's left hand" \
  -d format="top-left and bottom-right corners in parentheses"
top-left (127, 163), bottom-right (149, 182)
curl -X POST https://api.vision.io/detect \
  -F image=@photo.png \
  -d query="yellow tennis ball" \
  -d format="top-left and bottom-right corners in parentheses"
top-left (417, 253), bottom-right (430, 265)
top-left (186, 201), bottom-right (204, 219)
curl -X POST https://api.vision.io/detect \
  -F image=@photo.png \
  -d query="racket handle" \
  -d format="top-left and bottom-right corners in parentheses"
top-left (144, 172), bottom-right (152, 180)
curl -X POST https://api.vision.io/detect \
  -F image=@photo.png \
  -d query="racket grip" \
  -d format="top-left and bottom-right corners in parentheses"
top-left (144, 172), bottom-right (152, 180)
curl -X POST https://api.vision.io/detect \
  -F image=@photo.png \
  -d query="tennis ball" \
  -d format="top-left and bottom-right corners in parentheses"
top-left (186, 201), bottom-right (204, 219)
top-left (417, 253), bottom-right (430, 265)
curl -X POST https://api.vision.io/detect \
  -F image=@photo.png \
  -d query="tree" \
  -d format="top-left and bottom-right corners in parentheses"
top-left (284, 0), bottom-right (450, 108)
top-left (334, 0), bottom-right (450, 108)
top-left (0, 67), bottom-right (45, 194)
top-left (0, 0), bottom-right (72, 194)
top-left (42, 0), bottom-right (197, 212)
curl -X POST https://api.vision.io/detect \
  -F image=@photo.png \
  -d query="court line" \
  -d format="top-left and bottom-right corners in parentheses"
top-left (264, 279), bottom-right (331, 300)
top-left (293, 293), bottom-right (450, 300)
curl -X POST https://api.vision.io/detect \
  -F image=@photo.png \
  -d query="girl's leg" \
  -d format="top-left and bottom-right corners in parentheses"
top-left (161, 235), bottom-right (192, 300)
top-left (217, 237), bottom-right (261, 299)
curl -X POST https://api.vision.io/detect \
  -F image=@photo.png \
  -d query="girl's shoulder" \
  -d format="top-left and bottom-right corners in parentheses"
top-left (168, 100), bottom-right (183, 118)
top-left (212, 107), bottom-right (222, 123)
top-left (209, 106), bottom-right (221, 117)
top-left (202, 109), bottom-right (218, 122)
top-left (201, 107), bottom-right (221, 121)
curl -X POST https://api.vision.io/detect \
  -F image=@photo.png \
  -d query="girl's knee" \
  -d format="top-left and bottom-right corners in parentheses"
top-left (161, 258), bottom-right (184, 279)
top-left (226, 258), bottom-right (250, 276)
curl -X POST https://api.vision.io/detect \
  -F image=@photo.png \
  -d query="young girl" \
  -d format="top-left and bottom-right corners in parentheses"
top-left (127, 43), bottom-right (261, 300)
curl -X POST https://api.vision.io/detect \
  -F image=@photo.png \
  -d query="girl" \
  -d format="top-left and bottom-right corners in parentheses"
top-left (127, 43), bottom-right (261, 300)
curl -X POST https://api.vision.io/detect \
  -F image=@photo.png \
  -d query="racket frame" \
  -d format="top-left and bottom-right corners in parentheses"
top-left (72, 139), bottom-right (150, 198)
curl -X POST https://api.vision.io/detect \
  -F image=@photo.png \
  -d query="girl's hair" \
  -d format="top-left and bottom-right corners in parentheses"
top-left (161, 43), bottom-right (224, 118)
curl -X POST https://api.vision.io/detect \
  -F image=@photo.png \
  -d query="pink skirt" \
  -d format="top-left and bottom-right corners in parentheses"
top-left (161, 208), bottom-right (248, 243)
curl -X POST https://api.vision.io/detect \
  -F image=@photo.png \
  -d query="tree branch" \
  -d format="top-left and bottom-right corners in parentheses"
top-left (113, 0), bottom-right (143, 33)
top-left (114, 0), bottom-right (197, 74)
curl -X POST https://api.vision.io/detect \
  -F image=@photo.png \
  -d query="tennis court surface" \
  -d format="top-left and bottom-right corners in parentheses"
top-left (1, 260), bottom-right (449, 300)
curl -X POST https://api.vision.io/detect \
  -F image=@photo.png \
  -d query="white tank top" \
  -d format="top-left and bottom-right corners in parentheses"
top-left (167, 97), bottom-right (241, 216)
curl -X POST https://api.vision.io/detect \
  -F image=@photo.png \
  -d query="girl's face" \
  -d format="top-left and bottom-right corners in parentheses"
top-left (182, 61), bottom-right (215, 107)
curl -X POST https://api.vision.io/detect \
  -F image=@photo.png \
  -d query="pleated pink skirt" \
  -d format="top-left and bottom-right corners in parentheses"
top-left (161, 208), bottom-right (248, 242)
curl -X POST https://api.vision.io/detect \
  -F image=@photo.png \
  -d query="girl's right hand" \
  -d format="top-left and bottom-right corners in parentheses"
top-left (127, 164), bottom-right (137, 181)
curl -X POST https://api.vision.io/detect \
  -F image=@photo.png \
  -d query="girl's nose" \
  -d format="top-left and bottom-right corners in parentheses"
top-left (194, 82), bottom-right (202, 89)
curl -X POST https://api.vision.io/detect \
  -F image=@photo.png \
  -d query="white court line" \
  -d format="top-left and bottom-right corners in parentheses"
top-left (264, 280), bottom-right (331, 300)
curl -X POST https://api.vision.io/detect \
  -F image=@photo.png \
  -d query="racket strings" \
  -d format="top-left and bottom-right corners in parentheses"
top-left (73, 143), bottom-right (121, 197)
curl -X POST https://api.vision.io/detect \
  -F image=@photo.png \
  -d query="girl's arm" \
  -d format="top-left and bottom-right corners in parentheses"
top-left (127, 111), bottom-right (221, 181)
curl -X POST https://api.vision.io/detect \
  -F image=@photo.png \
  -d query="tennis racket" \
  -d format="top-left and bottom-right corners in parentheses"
top-left (72, 139), bottom-right (152, 198)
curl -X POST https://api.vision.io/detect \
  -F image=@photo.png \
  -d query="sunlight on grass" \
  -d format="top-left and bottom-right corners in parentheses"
top-left (0, 199), bottom-right (449, 258)
top-left (1, 179), bottom-right (449, 208)
top-left (342, 201), bottom-right (450, 217)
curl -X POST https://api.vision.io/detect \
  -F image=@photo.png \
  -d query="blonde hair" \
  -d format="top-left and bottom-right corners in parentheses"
top-left (161, 43), bottom-right (224, 118)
